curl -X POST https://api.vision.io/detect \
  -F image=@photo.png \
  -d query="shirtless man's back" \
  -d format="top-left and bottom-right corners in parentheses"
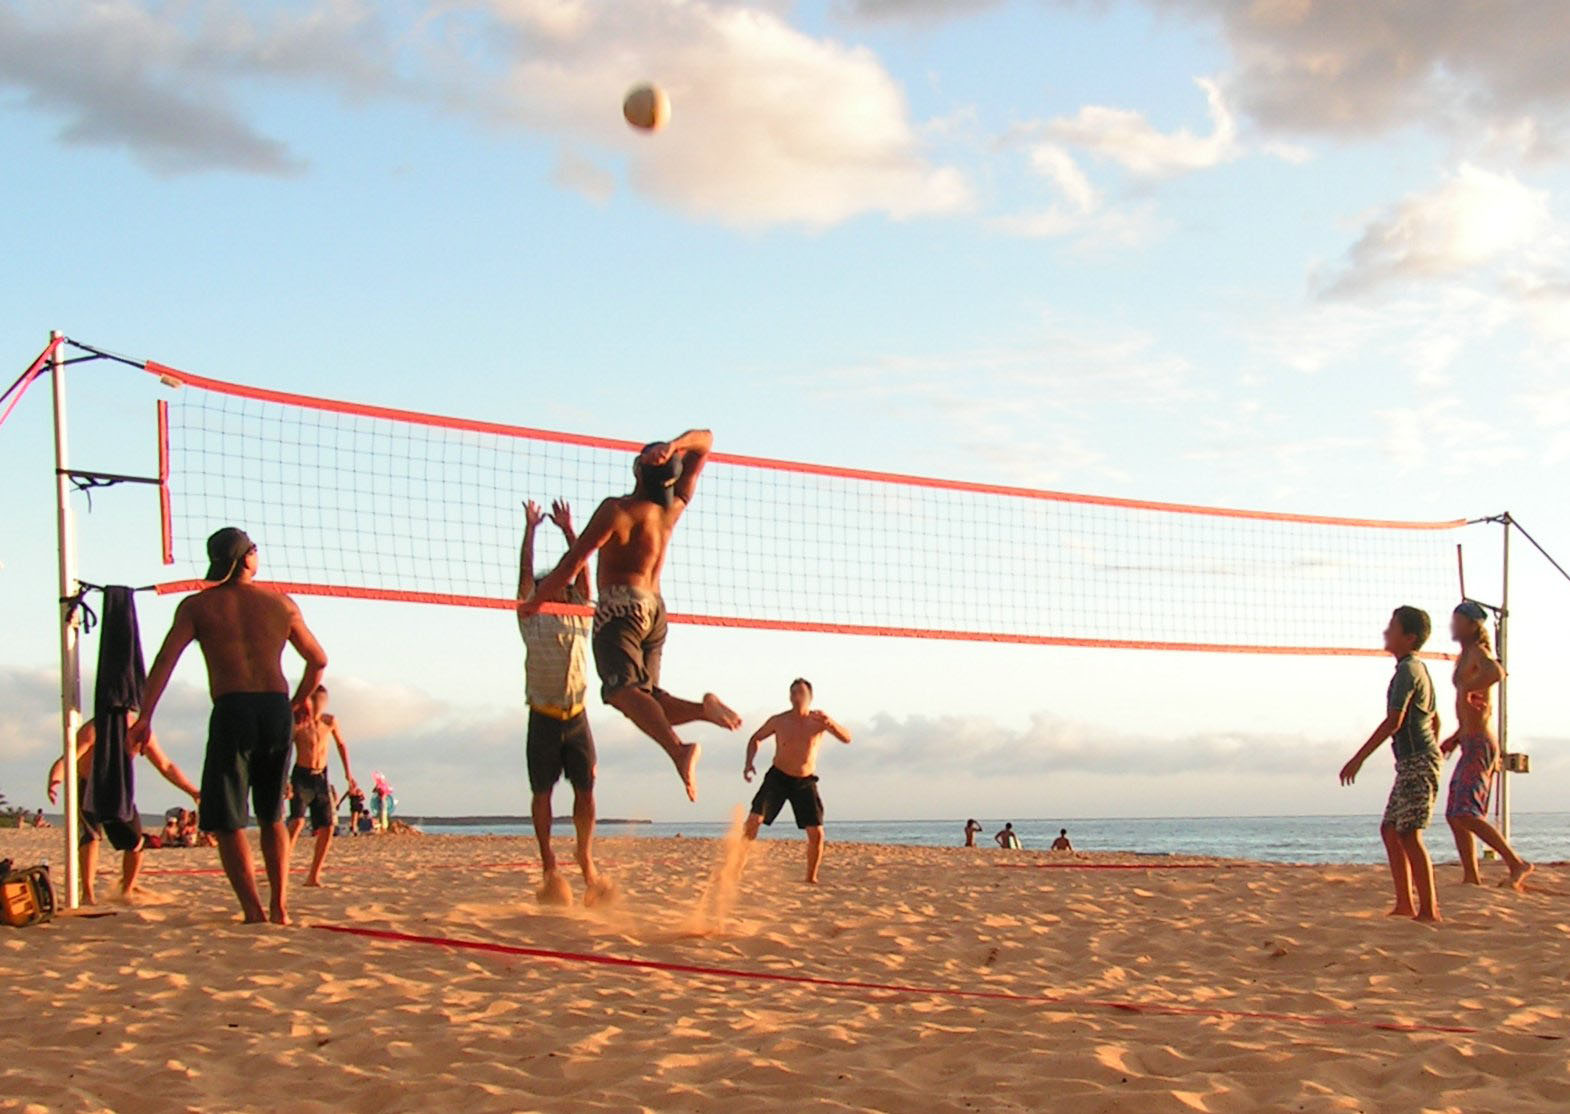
top-left (742, 679), bottom-right (852, 884)
top-left (520, 431), bottom-right (740, 802)
top-left (133, 527), bottom-right (328, 924)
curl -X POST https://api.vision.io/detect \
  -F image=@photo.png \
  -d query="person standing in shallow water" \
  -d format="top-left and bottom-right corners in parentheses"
top-left (132, 527), bottom-right (328, 925)
top-left (964, 819), bottom-right (983, 847)
top-left (1442, 600), bottom-right (1531, 890)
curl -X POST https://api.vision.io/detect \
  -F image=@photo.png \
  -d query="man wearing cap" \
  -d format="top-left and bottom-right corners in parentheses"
top-left (520, 431), bottom-right (741, 803)
top-left (132, 527), bottom-right (329, 924)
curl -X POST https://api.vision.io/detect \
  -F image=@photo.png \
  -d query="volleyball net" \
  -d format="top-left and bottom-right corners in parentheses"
top-left (140, 357), bottom-right (1465, 657)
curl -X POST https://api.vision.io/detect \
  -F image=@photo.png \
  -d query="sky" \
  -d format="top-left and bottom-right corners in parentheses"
top-left (1, 0), bottom-right (1568, 828)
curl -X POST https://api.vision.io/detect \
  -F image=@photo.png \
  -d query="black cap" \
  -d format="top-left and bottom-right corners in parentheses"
top-left (205, 527), bottom-right (254, 582)
top-left (1455, 599), bottom-right (1489, 623)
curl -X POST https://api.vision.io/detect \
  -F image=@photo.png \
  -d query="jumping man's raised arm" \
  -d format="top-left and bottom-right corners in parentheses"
top-left (643, 429), bottom-right (712, 508)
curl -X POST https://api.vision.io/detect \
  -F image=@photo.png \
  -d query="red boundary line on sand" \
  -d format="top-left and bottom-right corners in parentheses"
top-left (144, 359), bottom-right (1465, 532)
top-left (310, 923), bottom-right (1476, 1036)
top-left (150, 579), bottom-right (1457, 659)
top-left (992, 862), bottom-right (1244, 871)
top-left (138, 859), bottom-right (537, 877)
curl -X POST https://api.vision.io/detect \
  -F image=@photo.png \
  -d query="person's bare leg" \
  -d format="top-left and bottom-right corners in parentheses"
top-left (532, 791), bottom-right (570, 904)
top-left (286, 817), bottom-right (305, 853)
top-left (119, 845), bottom-right (145, 897)
top-left (1398, 829), bottom-right (1441, 924)
top-left (79, 839), bottom-right (99, 906)
top-left (215, 831), bottom-right (267, 923)
top-left (804, 826), bottom-right (825, 885)
top-left (655, 690), bottom-right (742, 731)
top-left (1448, 817), bottom-right (1482, 885)
top-left (258, 821), bottom-right (291, 925)
top-left (1454, 816), bottom-right (1532, 889)
top-left (1381, 824), bottom-right (1415, 917)
top-left (304, 827), bottom-right (332, 887)
top-left (606, 687), bottom-right (700, 801)
top-left (575, 787), bottom-right (615, 905)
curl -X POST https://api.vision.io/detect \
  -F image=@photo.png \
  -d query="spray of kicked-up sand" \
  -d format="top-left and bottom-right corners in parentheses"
top-left (682, 806), bottom-right (750, 937)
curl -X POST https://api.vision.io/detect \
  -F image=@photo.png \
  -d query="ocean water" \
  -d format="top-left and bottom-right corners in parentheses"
top-left (418, 812), bottom-right (1570, 865)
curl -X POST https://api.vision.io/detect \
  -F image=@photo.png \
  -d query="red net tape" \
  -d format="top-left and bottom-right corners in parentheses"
top-left (149, 360), bottom-right (1466, 656)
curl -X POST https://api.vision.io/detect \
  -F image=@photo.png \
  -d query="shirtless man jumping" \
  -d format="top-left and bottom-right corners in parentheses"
top-left (287, 685), bottom-right (356, 887)
top-left (131, 527), bottom-right (329, 924)
top-left (742, 678), bottom-right (852, 884)
top-left (519, 431), bottom-right (740, 802)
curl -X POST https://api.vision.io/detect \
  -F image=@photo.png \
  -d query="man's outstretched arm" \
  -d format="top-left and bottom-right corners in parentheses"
top-left (131, 601), bottom-right (199, 745)
top-left (329, 717), bottom-right (357, 792)
top-left (143, 737), bottom-right (201, 802)
top-left (520, 498), bottom-right (617, 617)
top-left (284, 596), bottom-right (329, 716)
top-left (744, 716), bottom-right (776, 782)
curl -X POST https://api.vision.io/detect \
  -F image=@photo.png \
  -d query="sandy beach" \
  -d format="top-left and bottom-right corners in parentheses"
top-left (2, 825), bottom-right (1566, 1113)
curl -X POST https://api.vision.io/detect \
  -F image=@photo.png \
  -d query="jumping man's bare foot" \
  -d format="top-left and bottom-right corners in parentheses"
top-left (584, 876), bottom-right (618, 907)
top-left (537, 870), bottom-right (573, 906)
top-left (1503, 861), bottom-right (1534, 891)
top-left (701, 694), bottom-right (742, 730)
top-left (673, 741), bottom-right (701, 802)
top-left (268, 904), bottom-right (291, 926)
top-left (304, 877), bottom-right (324, 888)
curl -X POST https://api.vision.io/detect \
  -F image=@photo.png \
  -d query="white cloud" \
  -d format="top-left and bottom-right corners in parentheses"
top-left (1043, 77), bottom-right (1240, 177)
top-left (1318, 165), bottom-right (1557, 298)
top-left (455, 0), bottom-right (971, 227)
top-left (0, 0), bottom-right (970, 228)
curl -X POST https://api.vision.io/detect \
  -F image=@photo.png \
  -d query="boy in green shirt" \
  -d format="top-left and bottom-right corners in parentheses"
top-left (1339, 606), bottom-right (1443, 923)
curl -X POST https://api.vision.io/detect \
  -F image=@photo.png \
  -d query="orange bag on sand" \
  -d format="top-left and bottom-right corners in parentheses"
top-left (0, 861), bottom-right (55, 927)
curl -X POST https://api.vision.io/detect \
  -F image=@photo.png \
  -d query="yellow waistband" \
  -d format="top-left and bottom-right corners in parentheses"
top-left (531, 703), bottom-right (584, 721)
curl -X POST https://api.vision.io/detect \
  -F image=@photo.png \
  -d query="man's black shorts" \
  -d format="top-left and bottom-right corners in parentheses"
top-left (288, 765), bottom-right (334, 833)
top-left (79, 782), bottom-right (145, 852)
top-left (749, 766), bottom-right (824, 830)
top-left (199, 692), bottom-right (293, 833)
top-left (592, 586), bottom-right (666, 702)
top-left (527, 709), bottom-right (596, 794)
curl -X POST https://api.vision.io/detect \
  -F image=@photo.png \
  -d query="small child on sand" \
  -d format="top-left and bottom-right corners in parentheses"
top-left (1339, 606), bottom-right (1443, 923)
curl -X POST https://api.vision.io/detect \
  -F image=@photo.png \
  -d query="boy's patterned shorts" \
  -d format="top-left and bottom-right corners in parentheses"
top-left (1383, 753), bottom-right (1440, 832)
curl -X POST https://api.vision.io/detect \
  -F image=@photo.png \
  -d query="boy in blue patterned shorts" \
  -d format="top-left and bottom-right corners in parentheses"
top-left (1339, 606), bottom-right (1443, 923)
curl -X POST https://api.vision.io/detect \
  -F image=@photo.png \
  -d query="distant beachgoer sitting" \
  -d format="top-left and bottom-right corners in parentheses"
top-left (964, 819), bottom-right (983, 847)
top-left (160, 814), bottom-right (182, 845)
top-left (33, 809), bottom-right (50, 829)
top-left (994, 823), bottom-right (1021, 850)
top-left (1050, 829), bottom-right (1073, 852)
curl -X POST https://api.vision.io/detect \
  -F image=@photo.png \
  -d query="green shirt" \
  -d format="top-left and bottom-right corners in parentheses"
top-left (1387, 655), bottom-right (1438, 761)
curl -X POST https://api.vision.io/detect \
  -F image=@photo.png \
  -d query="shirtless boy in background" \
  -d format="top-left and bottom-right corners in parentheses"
top-left (742, 678), bottom-right (852, 884)
top-left (287, 685), bottom-right (357, 887)
top-left (46, 714), bottom-right (200, 904)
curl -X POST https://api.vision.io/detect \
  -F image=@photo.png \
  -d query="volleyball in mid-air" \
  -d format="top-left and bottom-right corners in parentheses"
top-left (623, 84), bottom-right (670, 132)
